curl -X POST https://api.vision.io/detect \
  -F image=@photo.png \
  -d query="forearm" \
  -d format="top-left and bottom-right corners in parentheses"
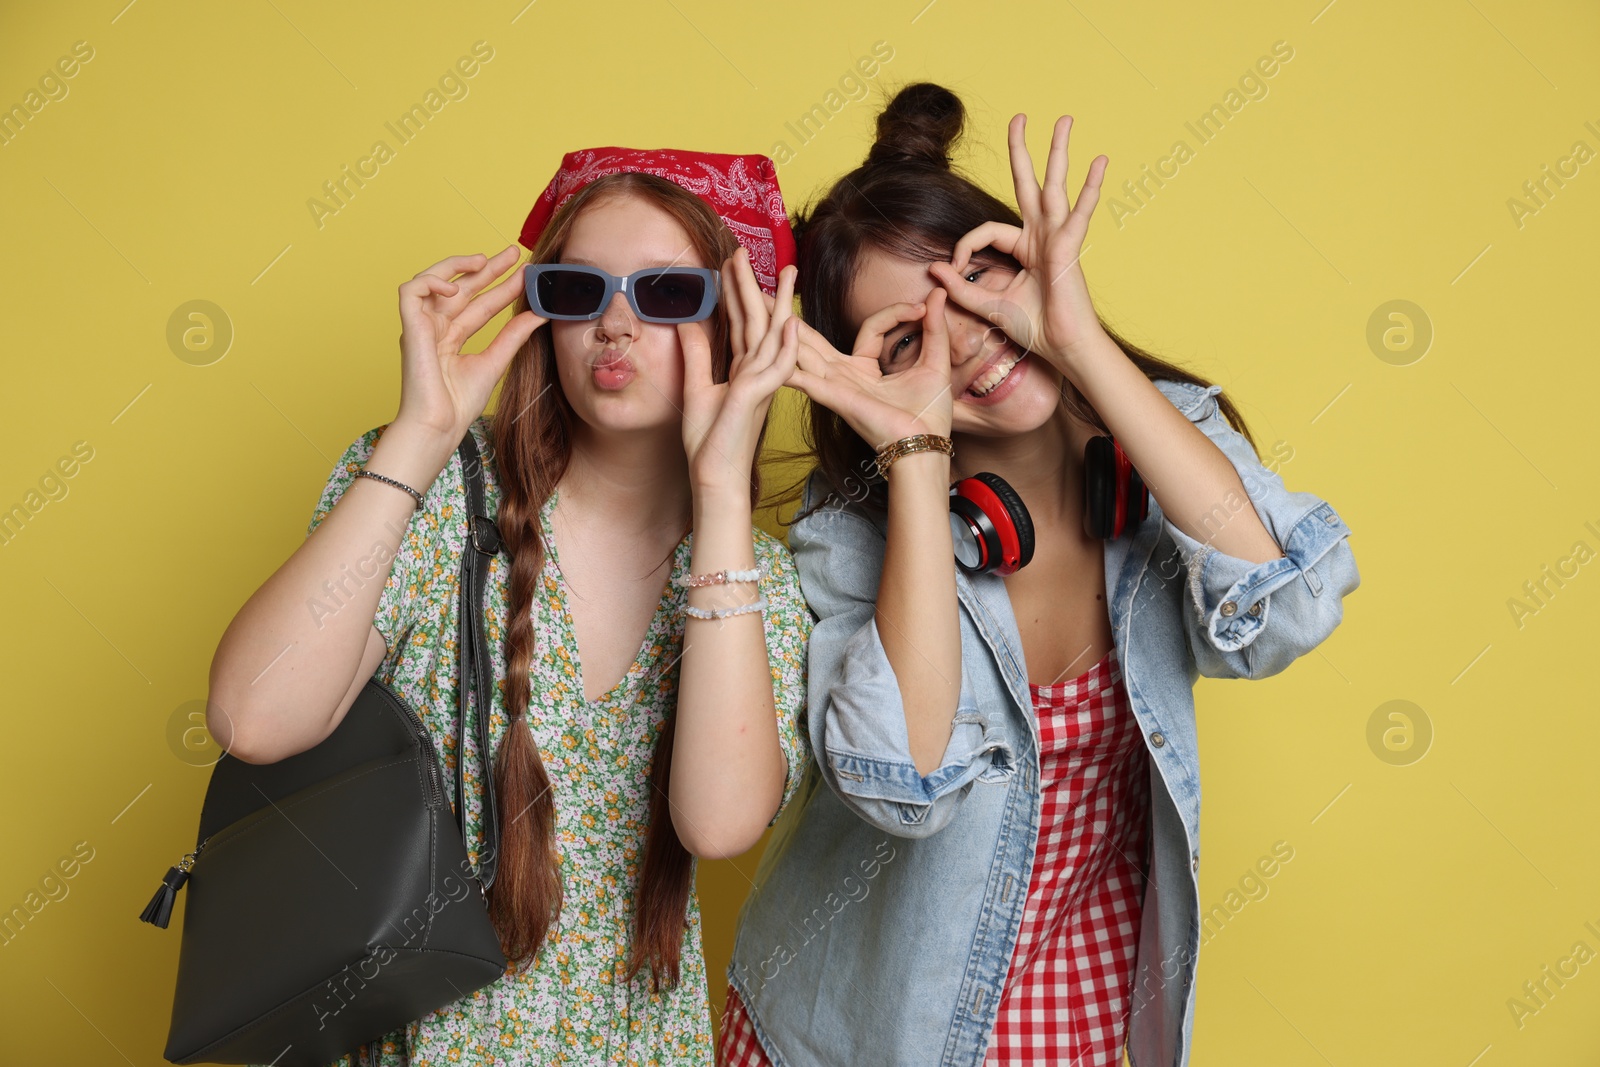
top-left (1064, 332), bottom-right (1283, 564)
top-left (669, 489), bottom-right (785, 858)
top-left (876, 449), bottom-right (963, 776)
top-left (207, 419), bottom-right (458, 759)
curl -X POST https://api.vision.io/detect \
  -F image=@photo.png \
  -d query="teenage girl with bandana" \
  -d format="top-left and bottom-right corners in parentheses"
top-left (209, 148), bottom-right (814, 1066)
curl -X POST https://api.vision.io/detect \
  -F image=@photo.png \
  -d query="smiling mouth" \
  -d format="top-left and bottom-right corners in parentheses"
top-left (966, 348), bottom-right (1023, 398)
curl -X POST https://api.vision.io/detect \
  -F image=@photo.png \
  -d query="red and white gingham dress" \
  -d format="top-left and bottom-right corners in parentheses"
top-left (717, 646), bottom-right (1151, 1067)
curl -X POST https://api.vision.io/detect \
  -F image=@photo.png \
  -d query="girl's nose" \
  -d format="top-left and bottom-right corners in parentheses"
top-left (945, 305), bottom-right (997, 365)
top-left (597, 290), bottom-right (636, 340)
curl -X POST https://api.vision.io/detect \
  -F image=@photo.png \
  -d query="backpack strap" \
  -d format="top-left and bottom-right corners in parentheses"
top-left (454, 427), bottom-right (502, 892)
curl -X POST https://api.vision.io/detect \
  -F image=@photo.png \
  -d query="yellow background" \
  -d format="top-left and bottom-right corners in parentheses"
top-left (2, 1), bottom-right (1597, 1064)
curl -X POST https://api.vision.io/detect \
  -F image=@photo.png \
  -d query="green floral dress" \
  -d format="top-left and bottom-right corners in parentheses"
top-left (276, 419), bottom-right (812, 1067)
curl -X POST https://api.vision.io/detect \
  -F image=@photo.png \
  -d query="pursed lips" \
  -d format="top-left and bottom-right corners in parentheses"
top-left (592, 347), bottom-right (633, 372)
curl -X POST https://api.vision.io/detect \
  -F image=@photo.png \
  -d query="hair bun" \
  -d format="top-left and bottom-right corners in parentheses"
top-left (865, 82), bottom-right (965, 169)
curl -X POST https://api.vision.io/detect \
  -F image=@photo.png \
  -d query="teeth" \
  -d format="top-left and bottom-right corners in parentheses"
top-left (969, 353), bottom-right (1021, 397)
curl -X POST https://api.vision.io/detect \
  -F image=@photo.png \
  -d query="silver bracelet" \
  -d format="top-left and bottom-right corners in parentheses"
top-left (354, 468), bottom-right (424, 510)
top-left (683, 595), bottom-right (767, 620)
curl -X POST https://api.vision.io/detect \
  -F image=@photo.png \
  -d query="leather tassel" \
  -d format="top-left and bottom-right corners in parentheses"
top-left (140, 865), bottom-right (189, 928)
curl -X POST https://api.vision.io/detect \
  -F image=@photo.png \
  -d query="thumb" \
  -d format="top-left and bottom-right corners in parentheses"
top-left (474, 308), bottom-right (544, 379)
top-left (467, 308), bottom-right (550, 391)
top-left (916, 289), bottom-right (952, 379)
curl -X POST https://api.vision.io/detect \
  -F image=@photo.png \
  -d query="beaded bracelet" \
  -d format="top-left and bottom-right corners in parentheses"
top-left (874, 433), bottom-right (953, 478)
top-left (684, 595), bottom-right (767, 620)
top-left (354, 468), bottom-right (424, 510)
top-left (673, 562), bottom-right (768, 588)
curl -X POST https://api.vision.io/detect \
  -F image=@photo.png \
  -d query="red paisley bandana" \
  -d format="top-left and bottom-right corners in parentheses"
top-left (518, 146), bottom-right (797, 294)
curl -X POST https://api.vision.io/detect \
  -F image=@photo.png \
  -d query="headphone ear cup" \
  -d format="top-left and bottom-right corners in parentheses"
top-left (1111, 436), bottom-right (1149, 533)
top-left (972, 472), bottom-right (1035, 569)
top-left (1083, 435), bottom-right (1115, 539)
top-left (1126, 461), bottom-right (1149, 528)
top-left (947, 494), bottom-right (993, 574)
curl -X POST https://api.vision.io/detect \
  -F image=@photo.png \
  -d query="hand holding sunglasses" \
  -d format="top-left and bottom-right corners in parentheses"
top-left (524, 263), bottom-right (721, 324)
top-left (396, 245), bottom-right (546, 444)
top-left (680, 252), bottom-right (800, 498)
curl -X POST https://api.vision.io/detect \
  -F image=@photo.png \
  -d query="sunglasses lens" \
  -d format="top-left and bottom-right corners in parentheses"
top-left (634, 271), bottom-right (707, 321)
top-left (536, 269), bottom-right (607, 317)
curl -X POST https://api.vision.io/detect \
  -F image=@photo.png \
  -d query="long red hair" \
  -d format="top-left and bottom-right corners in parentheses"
top-left (485, 172), bottom-right (753, 990)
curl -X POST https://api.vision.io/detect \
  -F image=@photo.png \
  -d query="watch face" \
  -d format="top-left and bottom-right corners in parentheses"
top-left (951, 512), bottom-right (983, 570)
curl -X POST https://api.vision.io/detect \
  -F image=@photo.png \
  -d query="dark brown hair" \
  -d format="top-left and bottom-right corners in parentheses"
top-left (486, 171), bottom-right (753, 990)
top-left (774, 81), bottom-right (1256, 520)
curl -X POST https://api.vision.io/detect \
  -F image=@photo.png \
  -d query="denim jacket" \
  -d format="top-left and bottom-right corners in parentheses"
top-left (727, 378), bottom-right (1360, 1066)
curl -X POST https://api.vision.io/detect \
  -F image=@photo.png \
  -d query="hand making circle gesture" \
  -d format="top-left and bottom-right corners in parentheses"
top-left (927, 114), bottom-right (1109, 376)
top-left (394, 244), bottom-right (545, 443)
top-left (785, 289), bottom-right (957, 452)
top-left (680, 247), bottom-right (802, 498)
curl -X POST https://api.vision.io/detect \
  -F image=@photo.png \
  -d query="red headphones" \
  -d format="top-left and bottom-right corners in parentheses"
top-left (1082, 435), bottom-right (1149, 540)
top-left (949, 472), bottom-right (1035, 576)
top-left (948, 436), bottom-right (1149, 576)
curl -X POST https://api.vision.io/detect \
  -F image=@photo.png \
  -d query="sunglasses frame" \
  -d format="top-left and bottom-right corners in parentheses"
top-left (523, 263), bottom-right (721, 324)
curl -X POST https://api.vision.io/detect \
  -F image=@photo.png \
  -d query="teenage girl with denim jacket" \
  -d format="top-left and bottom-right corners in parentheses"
top-left (715, 84), bottom-right (1360, 1067)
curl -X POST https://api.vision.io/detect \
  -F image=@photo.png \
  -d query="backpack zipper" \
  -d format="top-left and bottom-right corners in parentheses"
top-left (139, 694), bottom-right (445, 933)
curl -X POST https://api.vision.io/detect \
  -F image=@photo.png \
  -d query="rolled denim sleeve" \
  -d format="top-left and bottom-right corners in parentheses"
top-left (789, 484), bottom-right (1009, 839)
top-left (1152, 380), bottom-right (1361, 680)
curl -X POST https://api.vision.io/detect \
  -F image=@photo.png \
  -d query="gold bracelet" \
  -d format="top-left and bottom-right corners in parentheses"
top-left (873, 434), bottom-right (954, 478)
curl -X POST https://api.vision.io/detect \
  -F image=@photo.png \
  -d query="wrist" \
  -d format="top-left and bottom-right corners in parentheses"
top-left (369, 419), bottom-right (461, 495)
top-left (386, 414), bottom-right (463, 452)
top-left (392, 399), bottom-right (475, 440)
top-left (874, 416), bottom-right (950, 449)
top-left (1053, 324), bottom-right (1118, 381)
top-left (691, 483), bottom-right (753, 522)
top-left (875, 433), bottom-right (953, 479)
top-left (883, 446), bottom-right (951, 485)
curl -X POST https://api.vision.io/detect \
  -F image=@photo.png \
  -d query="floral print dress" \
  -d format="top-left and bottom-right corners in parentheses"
top-left (266, 419), bottom-right (812, 1067)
